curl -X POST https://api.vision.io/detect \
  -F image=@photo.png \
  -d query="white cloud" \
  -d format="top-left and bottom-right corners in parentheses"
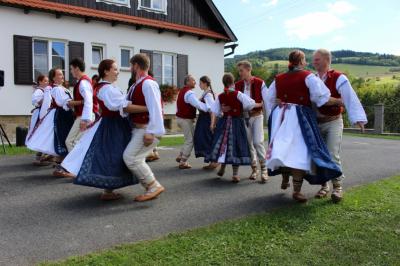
top-left (284, 1), bottom-right (356, 40)
top-left (262, 0), bottom-right (278, 7)
top-left (328, 1), bottom-right (356, 15)
top-left (240, 0), bottom-right (250, 4)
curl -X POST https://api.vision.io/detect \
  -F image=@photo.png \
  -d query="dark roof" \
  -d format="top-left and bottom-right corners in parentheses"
top-left (0, 0), bottom-right (237, 42)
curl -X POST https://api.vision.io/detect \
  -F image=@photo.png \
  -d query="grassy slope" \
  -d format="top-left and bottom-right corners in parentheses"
top-left (43, 175), bottom-right (400, 265)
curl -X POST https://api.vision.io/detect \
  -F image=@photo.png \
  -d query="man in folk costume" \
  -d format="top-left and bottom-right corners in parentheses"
top-left (312, 49), bottom-right (367, 203)
top-left (235, 61), bottom-right (269, 183)
top-left (264, 50), bottom-right (343, 203)
top-left (175, 75), bottom-right (208, 169)
top-left (123, 53), bottom-right (165, 202)
top-left (65, 58), bottom-right (98, 152)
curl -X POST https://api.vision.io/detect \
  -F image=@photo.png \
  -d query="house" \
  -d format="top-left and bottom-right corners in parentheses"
top-left (0, 0), bottom-right (237, 141)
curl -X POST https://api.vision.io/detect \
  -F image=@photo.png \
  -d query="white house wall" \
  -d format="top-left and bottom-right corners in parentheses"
top-left (0, 6), bottom-right (226, 116)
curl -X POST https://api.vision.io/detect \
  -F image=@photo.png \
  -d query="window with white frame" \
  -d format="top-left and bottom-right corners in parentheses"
top-left (33, 39), bottom-right (66, 82)
top-left (120, 47), bottom-right (134, 69)
top-left (138, 0), bottom-right (167, 14)
top-left (96, 0), bottom-right (130, 7)
top-left (92, 44), bottom-right (105, 66)
top-left (153, 52), bottom-right (175, 85)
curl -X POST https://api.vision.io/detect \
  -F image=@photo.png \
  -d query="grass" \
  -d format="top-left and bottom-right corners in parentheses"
top-left (42, 175), bottom-right (400, 265)
top-left (331, 63), bottom-right (397, 78)
top-left (0, 144), bottom-right (35, 156)
top-left (344, 132), bottom-right (400, 140)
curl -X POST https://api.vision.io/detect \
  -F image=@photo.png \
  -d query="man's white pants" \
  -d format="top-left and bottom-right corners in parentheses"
top-left (177, 117), bottom-right (195, 160)
top-left (123, 128), bottom-right (159, 187)
top-left (318, 117), bottom-right (345, 186)
top-left (66, 117), bottom-right (84, 152)
top-left (245, 114), bottom-right (266, 164)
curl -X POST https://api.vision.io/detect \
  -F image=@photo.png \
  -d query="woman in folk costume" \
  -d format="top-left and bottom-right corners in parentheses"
top-left (193, 76), bottom-right (219, 170)
top-left (205, 73), bottom-right (255, 183)
top-left (263, 50), bottom-right (342, 203)
top-left (26, 68), bottom-right (74, 166)
top-left (62, 59), bottom-right (148, 200)
top-left (27, 75), bottom-right (50, 166)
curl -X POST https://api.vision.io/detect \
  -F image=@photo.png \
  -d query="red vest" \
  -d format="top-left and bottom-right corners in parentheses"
top-left (73, 75), bottom-right (99, 116)
top-left (218, 90), bottom-right (243, 117)
top-left (129, 76), bottom-right (154, 124)
top-left (95, 82), bottom-right (120, 118)
top-left (176, 86), bottom-right (197, 119)
top-left (275, 70), bottom-right (312, 107)
top-left (235, 77), bottom-right (264, 112)
top-left (318, 70), bottom-right (344, 116)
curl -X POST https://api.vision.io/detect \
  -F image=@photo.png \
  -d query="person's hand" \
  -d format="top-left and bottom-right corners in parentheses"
top-left (275, 98), bottom-right (282, 105)
top-left (210, 124), bottom-right (216, 133)
top-left (143, 133), bottom-right (155, 147)
top-left (67, 100), bottom-right (73, 108)
top-left (221, 104), bottom-right (231, 113)
top-left (356, 122), bottom-right (365, 133)
top-left (335, 98), bottom-right (344, 106)
top-left (80, 120), bottom-right (89, 131)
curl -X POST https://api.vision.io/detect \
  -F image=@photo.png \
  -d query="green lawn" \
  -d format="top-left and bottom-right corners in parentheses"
top-left (42, 175), bottom-right (400, 265)
top-left (344, 132), bottom-right (400, 140)
top-left (331, 63), bottom-right (396, 78)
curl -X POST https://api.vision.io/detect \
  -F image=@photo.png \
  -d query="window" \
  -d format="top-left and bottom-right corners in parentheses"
top-left (153, 52), bottom-right (175, 85)
top-left (96, 0), bottom-right (130, 7)
top-left (138, 0), bottom-right (167, 14)
top-left (33, 39), bottom-right (66, 82)
top-left (92, 44), bottom-right (105, 66)
top-left (120, 47), bottom-right (134, 69)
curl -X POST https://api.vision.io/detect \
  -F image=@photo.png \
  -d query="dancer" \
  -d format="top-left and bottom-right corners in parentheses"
top-left (264, 50), bottom-right (342, 203)
top-left (205, 73), bottom-right (255, 183)
top-left (26, 68), bottom-right (74, 169)
top-left (235, 61), bottom-right (269, 183)
top-left (62, 59), bottom-right (148, 200)
top-left (123, 53), bottom-right (165, 202)
top-left (312, 48), bottom-right (367, 202)
top-left (175, 75), bottom-right (208, 169)
top-left (193, 76), bottom-right (218, 170)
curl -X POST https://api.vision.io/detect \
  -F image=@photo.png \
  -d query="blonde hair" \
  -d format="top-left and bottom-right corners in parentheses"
top-left (314, 48), bottom-right (332, 65)
top-left (237, 60), bottom-right (252, 70)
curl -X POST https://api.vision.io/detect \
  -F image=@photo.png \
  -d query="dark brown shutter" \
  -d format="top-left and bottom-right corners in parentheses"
top-left (14, 35), bottom-right (33, 85)
top-left (140, 49), bottom-right (154, 73)
top-left (177, 54), bottom-right (188, 88)
top-left (68, 41), bottom-right (84, 86)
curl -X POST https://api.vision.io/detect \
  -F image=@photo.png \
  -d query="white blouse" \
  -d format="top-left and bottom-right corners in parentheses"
top-left (97, 82), bottom-right (130, 117)
top-left (211, 90), bottom-right (256, 116)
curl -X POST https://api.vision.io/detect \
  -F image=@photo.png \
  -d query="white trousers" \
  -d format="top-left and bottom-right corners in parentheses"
top-left (123, 128), bottom-right (159, 188)
top-left (177, 117), bottom-right (195, 159)
top-left (65, 117), bottom-right (84, 152)
top-left (245, 114), bottom-right (266, 165)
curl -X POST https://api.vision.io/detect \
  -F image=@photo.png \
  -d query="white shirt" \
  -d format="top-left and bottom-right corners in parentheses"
top-left (211, 90), bottom-right (256, 116)
top-left (243, 79), bottom-right (268, 99)
top-left (78, 79), bottom-right (94, 122)
top-left (201, 90), bottom-right (215, 112)
top-left (184, 89), bottom-right (208, 112)
top-left (39, 86), bottom-right (53, 119)
top-left (97, 82), bottom-right (130, 117)
top-left (317, 72), bottom-right (367, 125)
top-left (126, 77), bottom-right (165, 136)
top-left (264, 73), bottom-right (331, 117)
top-left (32, 88), bottom-right (44, 107)
top-left (51, 85), bottom-right (72, 111)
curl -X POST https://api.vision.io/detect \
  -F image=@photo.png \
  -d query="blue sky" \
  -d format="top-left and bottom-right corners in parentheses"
top-left (213, 0), bottom-right (400, 56)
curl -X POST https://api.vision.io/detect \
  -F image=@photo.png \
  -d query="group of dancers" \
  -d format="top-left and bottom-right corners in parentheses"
top-left (26, 48), bottom-right (367, 203)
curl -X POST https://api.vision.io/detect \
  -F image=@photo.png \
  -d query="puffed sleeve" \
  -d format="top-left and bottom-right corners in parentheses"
top-left (204, 92), bottom-right (215, 112)
top-left (51, 86), bottom-right (72, 111)
top-left (211, 97), bottom-right (222, 117)
top-left (97, 84), bottom-right (130, 117)
top-left (32, 89), bottom-right (44, 107)
top-left (237, 91), bottom-right (256, 111)
top-left (305, 74), bottom-right (331, 107)
top-left (142, 80), bottom-right (166, 136)
top-left (336, 74), bottom-right (368, 125)
top-left (184, 90), bottom-right (207, 112)
top-left (39, 86), bottom-right (52, 119)
top-left (79, 80), bottom-right (94, 121)
top-left (264, 81), bottom-right (277, 117)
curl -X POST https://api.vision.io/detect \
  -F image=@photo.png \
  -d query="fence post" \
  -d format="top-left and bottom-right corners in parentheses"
top-left (374, 103), bottom-right (384, 134)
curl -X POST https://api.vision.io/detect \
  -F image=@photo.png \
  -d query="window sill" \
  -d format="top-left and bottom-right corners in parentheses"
top-left (120, 67), bottom-right (131, 72)
top-left (137, 6), bottom-right (167, 15)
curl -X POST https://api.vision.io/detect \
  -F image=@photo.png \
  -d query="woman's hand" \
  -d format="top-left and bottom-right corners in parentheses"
top-left (143, 133), bottom-right (155, 147)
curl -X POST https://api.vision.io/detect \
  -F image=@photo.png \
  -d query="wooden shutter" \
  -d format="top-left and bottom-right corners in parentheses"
top-left (14, 35), bottom-right (33, 85)
top-left (68, 41), bottom-right (84, 86)
top-left (140, 49), bottom-right (154, 73)
top-left (177, 54), bottom-right (188, 88)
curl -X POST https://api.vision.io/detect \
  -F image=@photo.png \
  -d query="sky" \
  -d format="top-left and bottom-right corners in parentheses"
top-left (213, 0), bottom-right (400, 56)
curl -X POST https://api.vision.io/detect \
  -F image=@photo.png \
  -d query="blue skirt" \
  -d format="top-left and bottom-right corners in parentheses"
top-left (54, 107), bottom-right (74, 156)
top-left (194, 112), bottom-right (213, 158)
top-left (205, 116), bottom-right (251, 165)
top-left (268, 105), bottom-right (342, 185)
top-left (74, 117), bottom-right (139, 190)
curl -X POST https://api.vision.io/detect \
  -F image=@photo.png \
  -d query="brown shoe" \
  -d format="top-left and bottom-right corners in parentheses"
top-left (293, 192), bottom-right (308, 203)
top-left (331, 187), bottom-right (343, 203)
top-left (53, 170), bottom-right (75, 179)
top-left (179, 162), bottom-right (192, 169)
top-left (232, 176), bottom-right (240, 183)
top-left (176, 156), bottom-right (182, 163)
top-left (217, 165), bottom-right (226, 177)
top-left (203, 163), bottom-right (219, 170)
top-left (260, 169), bottom-right (269, 184)
top-left (135, 185), bottom-right (165, 202)
top-left (100, 192), bottom-right (122, 201)
top-left (146, 154), bottom-right (160, 162)
top-left (315, 185), bottom-right (330, 199)
top-left (33, 160), bottom-right (52, 166)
